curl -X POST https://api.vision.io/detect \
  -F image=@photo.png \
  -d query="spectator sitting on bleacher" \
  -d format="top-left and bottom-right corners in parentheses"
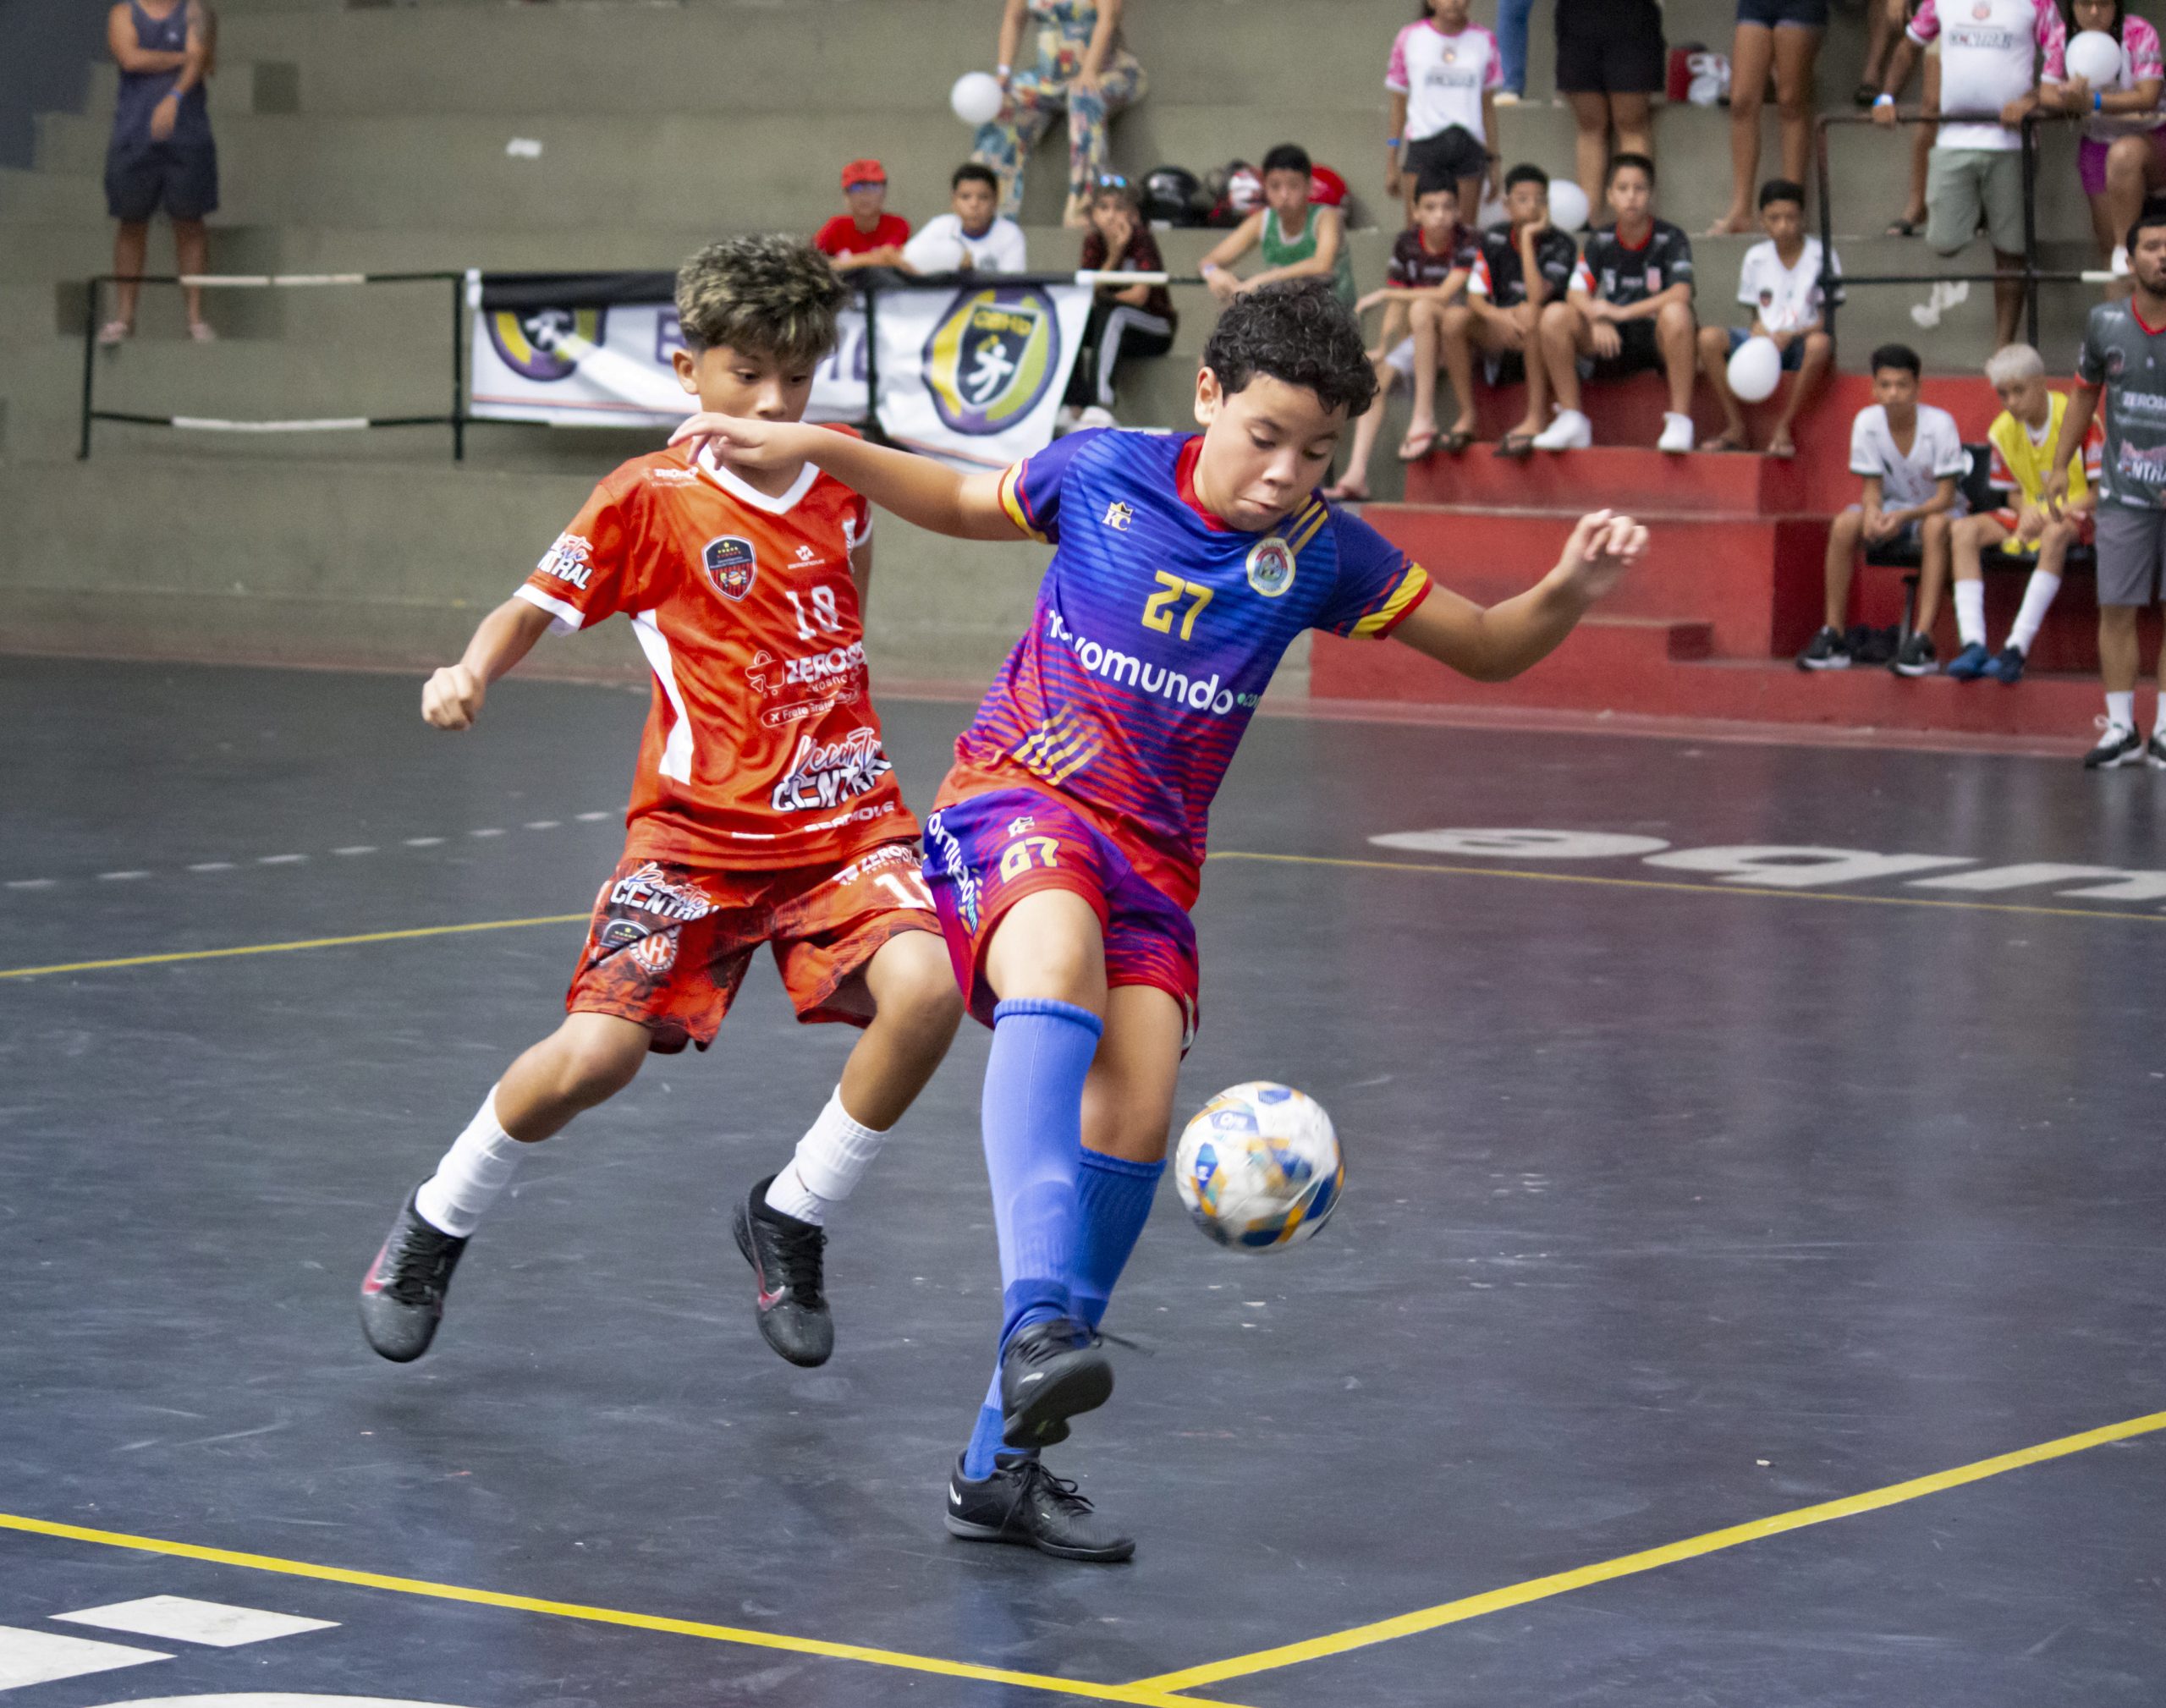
top-left (1530, 152), bottom-right (1697, 453)
top-left (902, 164), bottom-right (1029, 274)
top-left (1797, 343), bottom-right (1969, 675)
top-left (814, 160), bottom-right (912, 273)
top-left (1198, 144), bottom-right (1357, 311)
top-left (1063, 176), bottom-right (1177, 428)
top-left (99, 0), bottom-right (218, 346)
top-left (1872, 0), bottom-right (2066, 349)
top-left (1928, 343), bottom-right (2100, 684)
top-left (2043, 0), bottom-right (2166, 279)
top-left (1466, 164), bottom-right (1580, 460)
top-left (1696, 178), bottom-right (1838, 458)
top-left (1325, 173), bottom-right (1482, 500)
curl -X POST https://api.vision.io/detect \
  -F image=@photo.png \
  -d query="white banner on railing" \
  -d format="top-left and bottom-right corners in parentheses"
top-left (466, 275), bottom-right (1096, 469)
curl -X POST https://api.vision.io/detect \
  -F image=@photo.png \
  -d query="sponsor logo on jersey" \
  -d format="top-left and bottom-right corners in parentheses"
top-left (771, 727), bottom-right (895, 813)
top-left (745, 643), bottom-right (869, 728)
top-left (1043, 608), bottom-right (1252, 715)
top-left (1245, 535), bottom-right (1296, 598)
top-left (487, 305), bottom-right (607, 383)
top-left (648, 465), bottom-right (700, 486)
top-left (926, 810), bottom-right (982, 931)
top-left (703, 535), bottom-right (758, 601)
top-left (607, 864), bottom-right (717, 922)
top-left (922, 285), bottom-right (1064, 437)
top-left (538, 532), bottom-right (596, 589)
top-left (627, 926), bottom-right (679, 978)
top-left (794, 544), bottom-right (819, 564)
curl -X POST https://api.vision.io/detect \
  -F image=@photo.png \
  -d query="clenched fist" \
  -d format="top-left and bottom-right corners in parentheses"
top-left (422, 663), bottom-right (486, 730)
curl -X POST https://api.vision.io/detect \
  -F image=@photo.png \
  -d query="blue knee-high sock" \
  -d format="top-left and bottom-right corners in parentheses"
top-left (1071, 1147), bottom-right (1164, 1332)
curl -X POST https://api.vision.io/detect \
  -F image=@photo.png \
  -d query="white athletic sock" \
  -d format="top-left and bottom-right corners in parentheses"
top-left (765, 1087), bottom-right (889, 1227)
top-left (415, 1088), bottom-right (526, 1238)
top-left (1953, 579), bottom-right (1987, 649)
top-left (2007, 569), bottom-right (2061, 655)
top-left (2107, 689), bottom-right (2136, 732)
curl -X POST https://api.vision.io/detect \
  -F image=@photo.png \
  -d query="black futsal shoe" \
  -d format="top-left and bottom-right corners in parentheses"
top-left (359, 1187), bottom-right (468, 1363)
top-left (999, 1316), bottom-right (1113, 1449)
top-left (2085, 721), bottom-right (2143, 770)
top-left (1890, 632), bottom-right (1938, 677)
top-left (946, 1453), bottom-right (1135, 1562)
top-left (2149, 729), bottom-right (2166, 770)
top-left (1795, 625), bottom-right (1852, 670)
top-left (733, 1176), bottom-right (833, 1368)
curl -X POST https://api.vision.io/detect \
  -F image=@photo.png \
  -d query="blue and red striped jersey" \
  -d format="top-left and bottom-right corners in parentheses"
top-left (937, 428), bottom-right (1431, 909)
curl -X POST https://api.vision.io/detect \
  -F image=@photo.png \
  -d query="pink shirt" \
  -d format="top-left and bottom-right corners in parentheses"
top-left (2075, 16), bottom-right (2166, 143)
top-left (1908, 0), bottom-right (2067, 151)
top-left (1386, 19), bottom-right (1502, 146)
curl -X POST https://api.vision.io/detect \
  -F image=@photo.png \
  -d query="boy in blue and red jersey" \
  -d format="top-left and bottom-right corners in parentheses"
top-left (673, 279), bottom-right (1646, 1562)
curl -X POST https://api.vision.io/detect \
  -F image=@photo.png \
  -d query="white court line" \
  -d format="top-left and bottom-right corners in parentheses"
top-left (576, 811), bottom-right (613, 821)
top-left (0, 1625), bottom-right (167, 1689)
top-left (97, 871), bottom-right (151, 882)
top-left (402, 838), bottom-right (444, 848)
top-left (469, 828), bottom-right (505, 838)
top-left (5, 880), bottom-right (56, 891)
top-left (54, 1594), bottom-right (337, 1647)
top-left (188, 862), bottom-right (236, 873)
top-left (524, 821), bottom-right (560, 830)
top-left (257, 855), bottom-right (308, 865)
top-left (333, 846), bottom-right (377, 856)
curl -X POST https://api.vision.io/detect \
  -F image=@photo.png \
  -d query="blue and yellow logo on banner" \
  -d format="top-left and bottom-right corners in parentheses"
top-left (922, 287), bottom-right (1062, 437)
top-left (487, 305), bottom-right (609, 383)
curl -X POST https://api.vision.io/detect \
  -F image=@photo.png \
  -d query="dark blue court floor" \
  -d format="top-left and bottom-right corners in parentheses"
top-left (1, 656), bottom-right (2162, 1708)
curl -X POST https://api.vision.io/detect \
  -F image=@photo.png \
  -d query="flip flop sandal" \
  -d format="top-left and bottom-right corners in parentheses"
top-left (1493, 434), bottom-right (1536, 461)
top-left (1396, 428), bottom-right (1438, 463)
top-left (1441, 429), bottom-right (1476, 455)
top-left (1885, 217), bottom-right (1922, 238)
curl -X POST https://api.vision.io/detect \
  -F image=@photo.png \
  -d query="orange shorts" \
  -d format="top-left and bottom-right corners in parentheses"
top-left (565, 842), bottom-right (938, 1053)
top-left (1991, 508), bottom-right (2096, 547)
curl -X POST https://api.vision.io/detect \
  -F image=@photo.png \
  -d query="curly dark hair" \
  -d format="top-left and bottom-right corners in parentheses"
top-left (1201, 279), bottom-right (1379, 418)
top-left (674, 234), bottom-right (847, 365)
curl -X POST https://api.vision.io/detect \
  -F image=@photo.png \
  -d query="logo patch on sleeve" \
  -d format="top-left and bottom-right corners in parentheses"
top-left (703, 535), bottom-right (758, 600)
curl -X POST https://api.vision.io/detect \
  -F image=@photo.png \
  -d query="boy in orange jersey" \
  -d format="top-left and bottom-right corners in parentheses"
top-left (358, 236), bottom-right (963, 1370)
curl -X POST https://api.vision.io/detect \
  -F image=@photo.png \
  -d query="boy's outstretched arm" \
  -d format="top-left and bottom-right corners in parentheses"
top-left (423, 596), bottom-right (555, 729)
top-left (1388, 509), bottom-right (1646, 684)
top-left (669, 415), bottom-right (1025, 541)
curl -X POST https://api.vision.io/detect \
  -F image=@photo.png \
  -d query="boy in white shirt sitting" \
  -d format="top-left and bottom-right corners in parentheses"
top-left (902, 164), bottom-right (1030, 274)
top-left (1696, 179), bottom-right (1839, 459)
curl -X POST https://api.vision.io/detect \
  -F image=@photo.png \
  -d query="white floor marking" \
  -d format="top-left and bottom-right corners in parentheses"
top-left (97, 872), bottom-right (151, 882)
top-left (0, 1626), bottom-right (167, 1689)
top-left (187, 863), bottom-right (235, 873)
top-left (469, 828), bottom-right (504, 838)
top-left (576, 810), bottom-right (613, 821)
top-left (4, 880), bottom-right (55, 891)
top-left (83, 1695), bottom-right (468, 1707)
top-left (523, 821), bottom-right (559, 830)
top-left (332, 847), bottom-right (377, 857)
top-left (256, 856), bottom-right (307, 866)
top-left (400, 838), bottom-right (443, 848)
top-left (53, 1597), bottom-right (336, 1649)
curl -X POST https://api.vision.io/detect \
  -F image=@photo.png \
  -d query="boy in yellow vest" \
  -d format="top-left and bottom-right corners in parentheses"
top-left (1939, 343), bottom-right (2103, 683)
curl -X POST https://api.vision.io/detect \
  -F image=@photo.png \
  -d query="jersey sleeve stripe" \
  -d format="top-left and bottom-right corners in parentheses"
top-left (998, 463), bottom-right (1048, 543)
top-left (1352, 565), bottom-right (1432, 638)
top-left (514, 582), bottom-right (586, 634)
top-left (1290, 503), bottom-right (1331, 553)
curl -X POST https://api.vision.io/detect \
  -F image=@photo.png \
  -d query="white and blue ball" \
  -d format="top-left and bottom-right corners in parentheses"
top-left (1174, 1082), bottom-right (1343, 1252)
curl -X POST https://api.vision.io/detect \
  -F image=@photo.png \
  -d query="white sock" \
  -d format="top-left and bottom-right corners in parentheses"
top-left (2107, 689), bottom-right (2136, 732)
top-left (764, 1088), bottom-right (889, 1227)
top-left (1953, 579), bottom-right (1987, 649)
top-left (415, 1088), bottom-right (526, 1238)
top-left (2007, 569), bottom-right (2061, 654)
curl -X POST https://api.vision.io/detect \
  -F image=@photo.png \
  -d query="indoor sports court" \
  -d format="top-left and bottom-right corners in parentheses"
top-left (3, 657), bottom-right (2161, 1707)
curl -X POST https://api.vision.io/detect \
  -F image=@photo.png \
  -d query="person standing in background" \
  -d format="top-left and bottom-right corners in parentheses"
top-left (1707, 0), bottom-right (1828, 236)
top-left (1494, 0), bottom-right (1537, 103)
top-left (1384, 0), bottom-right (1503, 225)
top-left (972, 0), bottom-right (1146, 230)
top-left (1553, 0), bottom-right (1664, 220)
top-left (99, 0), bottom-right (217, 345)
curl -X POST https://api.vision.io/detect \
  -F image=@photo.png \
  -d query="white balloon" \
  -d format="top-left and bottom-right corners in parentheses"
top-left (2066, 30), bottom-right (2125, 88)
top-left (1727, 335), bottom-right (1784, 404)
top-left (1546, 178), bottom-right (1591, 233)
top-left (951, 70), bottom-right (1005, 127)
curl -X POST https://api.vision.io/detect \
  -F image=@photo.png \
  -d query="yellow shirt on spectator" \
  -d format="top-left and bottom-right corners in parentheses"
top-left (1987, 392), bottom-right (2103, 552)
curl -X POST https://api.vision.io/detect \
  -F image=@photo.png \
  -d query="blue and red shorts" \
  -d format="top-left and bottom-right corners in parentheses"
top-left (922, 787), bottom-right (1200, 1043)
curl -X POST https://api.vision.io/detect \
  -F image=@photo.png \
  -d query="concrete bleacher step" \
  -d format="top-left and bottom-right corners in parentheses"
top-left (1405, 445), bottom-right (1815, 518)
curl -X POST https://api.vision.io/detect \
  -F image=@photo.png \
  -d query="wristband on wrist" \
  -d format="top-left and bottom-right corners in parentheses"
top-left (2096, 91), bottom-right (2106, 113)
top-left (1874, 92), bottom-right (1894, 107)
top-left (996, 61), bottom-right (1011, 76)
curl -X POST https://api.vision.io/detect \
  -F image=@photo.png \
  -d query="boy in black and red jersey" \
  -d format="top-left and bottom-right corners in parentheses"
top-left (357, 237), bottom-right (962, 1370)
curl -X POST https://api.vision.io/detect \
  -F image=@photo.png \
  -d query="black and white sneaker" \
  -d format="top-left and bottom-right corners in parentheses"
top-left (1890, 632), bottom-right (1938, 677)
top-left (946, 1453), bottom-right (1135, 1562)
top-left (1796, 625), bottom-right (1852, 670)
top-left (359, 1187), bottom-right (468, 1363)
top-left (1000, 1316), bottom-right (1113, 1449)
top-left (2085, 719), bottom-right (2144, 770)
top-left (2148, 729), bottom-right (2166, 770)
top-left (732, 1175), bottom-right (833, 1367)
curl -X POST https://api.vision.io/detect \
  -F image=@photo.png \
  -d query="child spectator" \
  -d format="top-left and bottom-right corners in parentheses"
top-left (903, 163), bottom-right (1029, 273)
top-left (1931, 343), bottom-right (2099, 683)
top-left (1696, 178), bottom-right (1839, 457)
top-left (1199, 143), bottom-right (1356, 310)
top-left (1708, 0), bottom-right (1828, 237)
top-left (1384, 0), bottom-right (1502, 225)
top-left (1872, 0), bottom-right (2066, 348)
top-left (1531, 152), bottom-right (1697, 453)
top-left (1797, 343), bottom-right (1969, 675)
top-left (2046, 0), bottom-right (2166, 277)
top-left (813, 160), bottom-right (912, 273)
top-left (1326, 173), bottom-right (1483, 499)
top-left (1064, 176), bottom-right (1176, 426)
top-left (1555, 0), bottom-right (1663, 218)
top-left (971, 0), bottom-right (1147, 229)
top-left (1465, 164), bottom-right (1581, 459)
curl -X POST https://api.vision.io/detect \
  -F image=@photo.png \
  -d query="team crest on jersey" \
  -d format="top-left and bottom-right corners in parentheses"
top-left (923, 286), bottom-right (1064, 437)
top-left (486, 305), bottom-right (607, 383)
top-left (1245, 535), bottom-right (1296, 598)
top-left (1102, 502), bottom-right (1134, 532)
top-left (703, 535), bottom-right (758, 601)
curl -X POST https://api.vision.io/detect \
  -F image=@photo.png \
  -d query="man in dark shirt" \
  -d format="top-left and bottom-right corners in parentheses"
top-left (1449, 162), bottom-right (1580, 458)
top-left (1532, 152), bottom-right (1698, 452)
top-left (99, 0), bottom-right (217, 343)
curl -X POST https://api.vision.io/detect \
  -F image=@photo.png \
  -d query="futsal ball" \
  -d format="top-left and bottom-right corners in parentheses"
top-left (951, 71), bottom-right (1005, 127)
top-left (2067, 30), bottom-right (2125, 88)
top-left (1727, 334), bottom-right (1784, 404)
top-left (1174, 1083), bottom-right (1344, 1252)
top-left (1545, 178), bottom-right (1591, 233)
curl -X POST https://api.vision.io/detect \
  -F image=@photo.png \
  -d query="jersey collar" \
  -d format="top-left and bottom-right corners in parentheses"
top-left (696, 443), bottom-right (819, 514)
top-left (1175, 437), bottom-right (1236, 532)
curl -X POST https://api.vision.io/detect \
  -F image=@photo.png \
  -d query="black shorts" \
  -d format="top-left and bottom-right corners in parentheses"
top-left (1555, 0), bottom-right (1667, 95)
top-left (1737, 0), bottom-right (1830, 24)
top-left (1404, 127), bottom-right (1487, 190)
top-left (1584, 317), bottom-right (1665, 381)
top-left (104, 140), bottom-right (220, 222)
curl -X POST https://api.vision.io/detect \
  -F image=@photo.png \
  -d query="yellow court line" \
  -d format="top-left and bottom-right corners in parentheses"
top-left (1212, 851), bottom-right (2166, 926)
top-left (0, 914), bottom-right (591, 980)
top-left (1130, 1407), bottom-right (2166, 1694)
top-left (0, 1511), bottom-right (1253, 1708)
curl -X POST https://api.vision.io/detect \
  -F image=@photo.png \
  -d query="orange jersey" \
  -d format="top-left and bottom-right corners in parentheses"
top-left (515, 436), bottom-right (917, 869)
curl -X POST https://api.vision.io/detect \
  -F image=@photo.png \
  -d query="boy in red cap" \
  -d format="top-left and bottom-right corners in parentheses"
top-left (815, 160), bottom-right (912, 272)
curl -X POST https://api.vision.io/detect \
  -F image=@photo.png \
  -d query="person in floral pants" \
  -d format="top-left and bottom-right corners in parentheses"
top-left (971, 0), bottom-right (1147, 228)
